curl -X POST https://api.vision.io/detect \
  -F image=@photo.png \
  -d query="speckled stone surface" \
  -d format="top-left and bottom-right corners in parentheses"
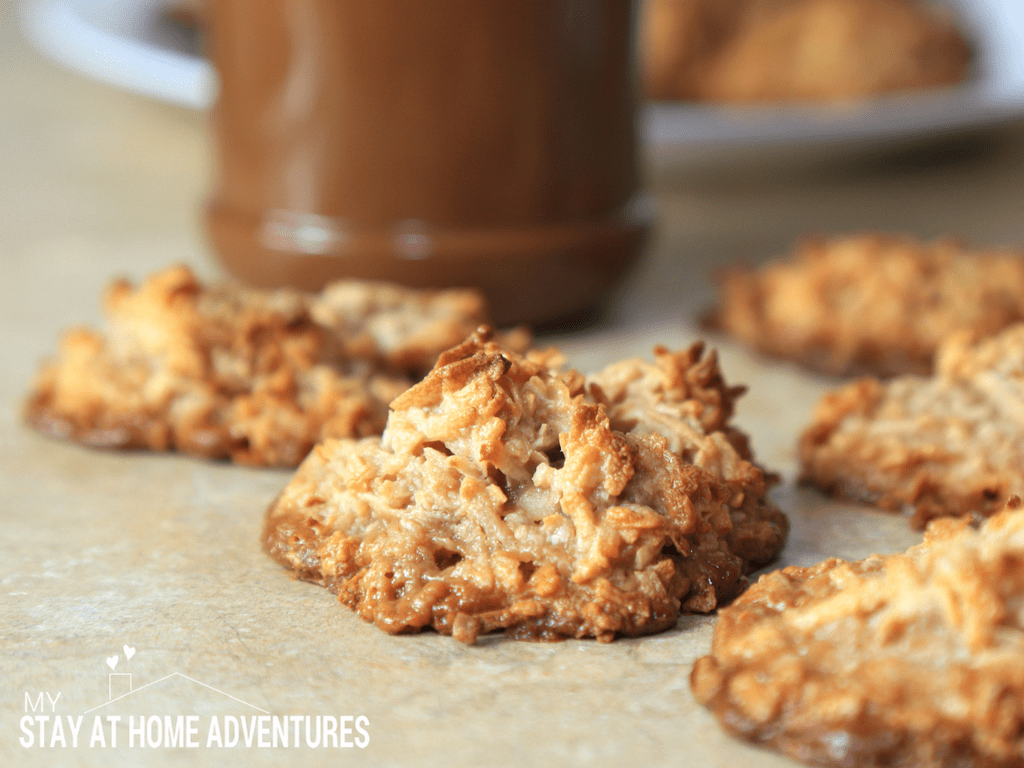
top-left (4, 8), bottom-right (1024, 767)
top-left (2, 324), bottom-right (923, 768)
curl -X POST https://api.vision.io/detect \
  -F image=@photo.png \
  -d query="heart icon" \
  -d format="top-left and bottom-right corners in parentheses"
top-left (106, 656), bottom-right (118, 671)
top-left (123, 645), bottom-right (136, 661)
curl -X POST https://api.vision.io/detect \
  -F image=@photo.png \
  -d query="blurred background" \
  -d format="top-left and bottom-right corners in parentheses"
top-left (7, 0), bottom-right (1024, 346)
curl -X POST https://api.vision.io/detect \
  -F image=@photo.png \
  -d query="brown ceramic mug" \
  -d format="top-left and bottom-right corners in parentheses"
top-left (205, 0), bottom-right (650, 326)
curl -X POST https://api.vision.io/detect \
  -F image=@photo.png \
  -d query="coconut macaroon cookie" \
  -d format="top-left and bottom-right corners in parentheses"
top-left (26, 265), bottom-right (500, 466)
top-left (263, 329), bottom-right (787, 643)
top-left (643, 0), bottom-right (970, 104)
top-left (692, 498), bottom-right (1024, 768)
top-left (711, 234), bottom-right (1024, 378)
top-left (800, 323), bottom-right (1024, 528)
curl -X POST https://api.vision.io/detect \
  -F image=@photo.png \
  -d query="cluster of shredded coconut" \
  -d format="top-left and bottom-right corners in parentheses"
top-left (693, 498), bottom-right (1024, 768)
top-left (712, 234), bottom-right (1024, 377)
top-left (26, 266), bottom-right (503, 466)
top-left (264, 330), bottom-right (787, 643)
top-left (644, 0), bottom-right (969, 104)
top-left (800, 323), bottom-right (1024, 527)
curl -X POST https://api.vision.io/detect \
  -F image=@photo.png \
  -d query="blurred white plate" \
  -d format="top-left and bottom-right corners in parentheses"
top-left (19, 0), bottom-right (214, 109)
top-left (19, 0), bottom-right (1024, 148)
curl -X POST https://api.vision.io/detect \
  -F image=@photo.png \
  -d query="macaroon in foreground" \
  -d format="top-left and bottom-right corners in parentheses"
top-left (692, 497), bottom-right (1024, 768)
top-left (264, 329), bottom-right (787, 643)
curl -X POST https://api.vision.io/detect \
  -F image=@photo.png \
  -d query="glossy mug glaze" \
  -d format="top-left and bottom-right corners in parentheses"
top-left (205, 0), bottom-right (650, 325)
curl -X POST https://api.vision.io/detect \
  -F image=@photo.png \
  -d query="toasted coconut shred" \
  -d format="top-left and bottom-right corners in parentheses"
top-left (264, 329), bottom-right (787, 643)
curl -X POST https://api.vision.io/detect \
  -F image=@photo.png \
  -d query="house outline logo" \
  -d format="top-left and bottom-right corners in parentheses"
top-left (83, 672), bottom-right (270, 716)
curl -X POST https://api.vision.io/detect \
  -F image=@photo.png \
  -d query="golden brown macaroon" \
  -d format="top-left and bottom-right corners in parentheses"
top-left (800, 323), bottom-right (1024, 528)
top-left (25, 266), bottom-right (502, 466)
top-left (692, 497), bottom-right (1024, 768)
top-left (263, 329), bottom-right (787, 643)
top-left (642, 0), bottom-right (744, 102)
top-left (643, 0), bottom-right (970, 103)
top-left (711, 233), bottom-right (1024, 378)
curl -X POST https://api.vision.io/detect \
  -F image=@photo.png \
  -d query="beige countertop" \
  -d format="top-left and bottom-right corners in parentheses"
top-left (5, 8), bottom-right (1024, 767)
